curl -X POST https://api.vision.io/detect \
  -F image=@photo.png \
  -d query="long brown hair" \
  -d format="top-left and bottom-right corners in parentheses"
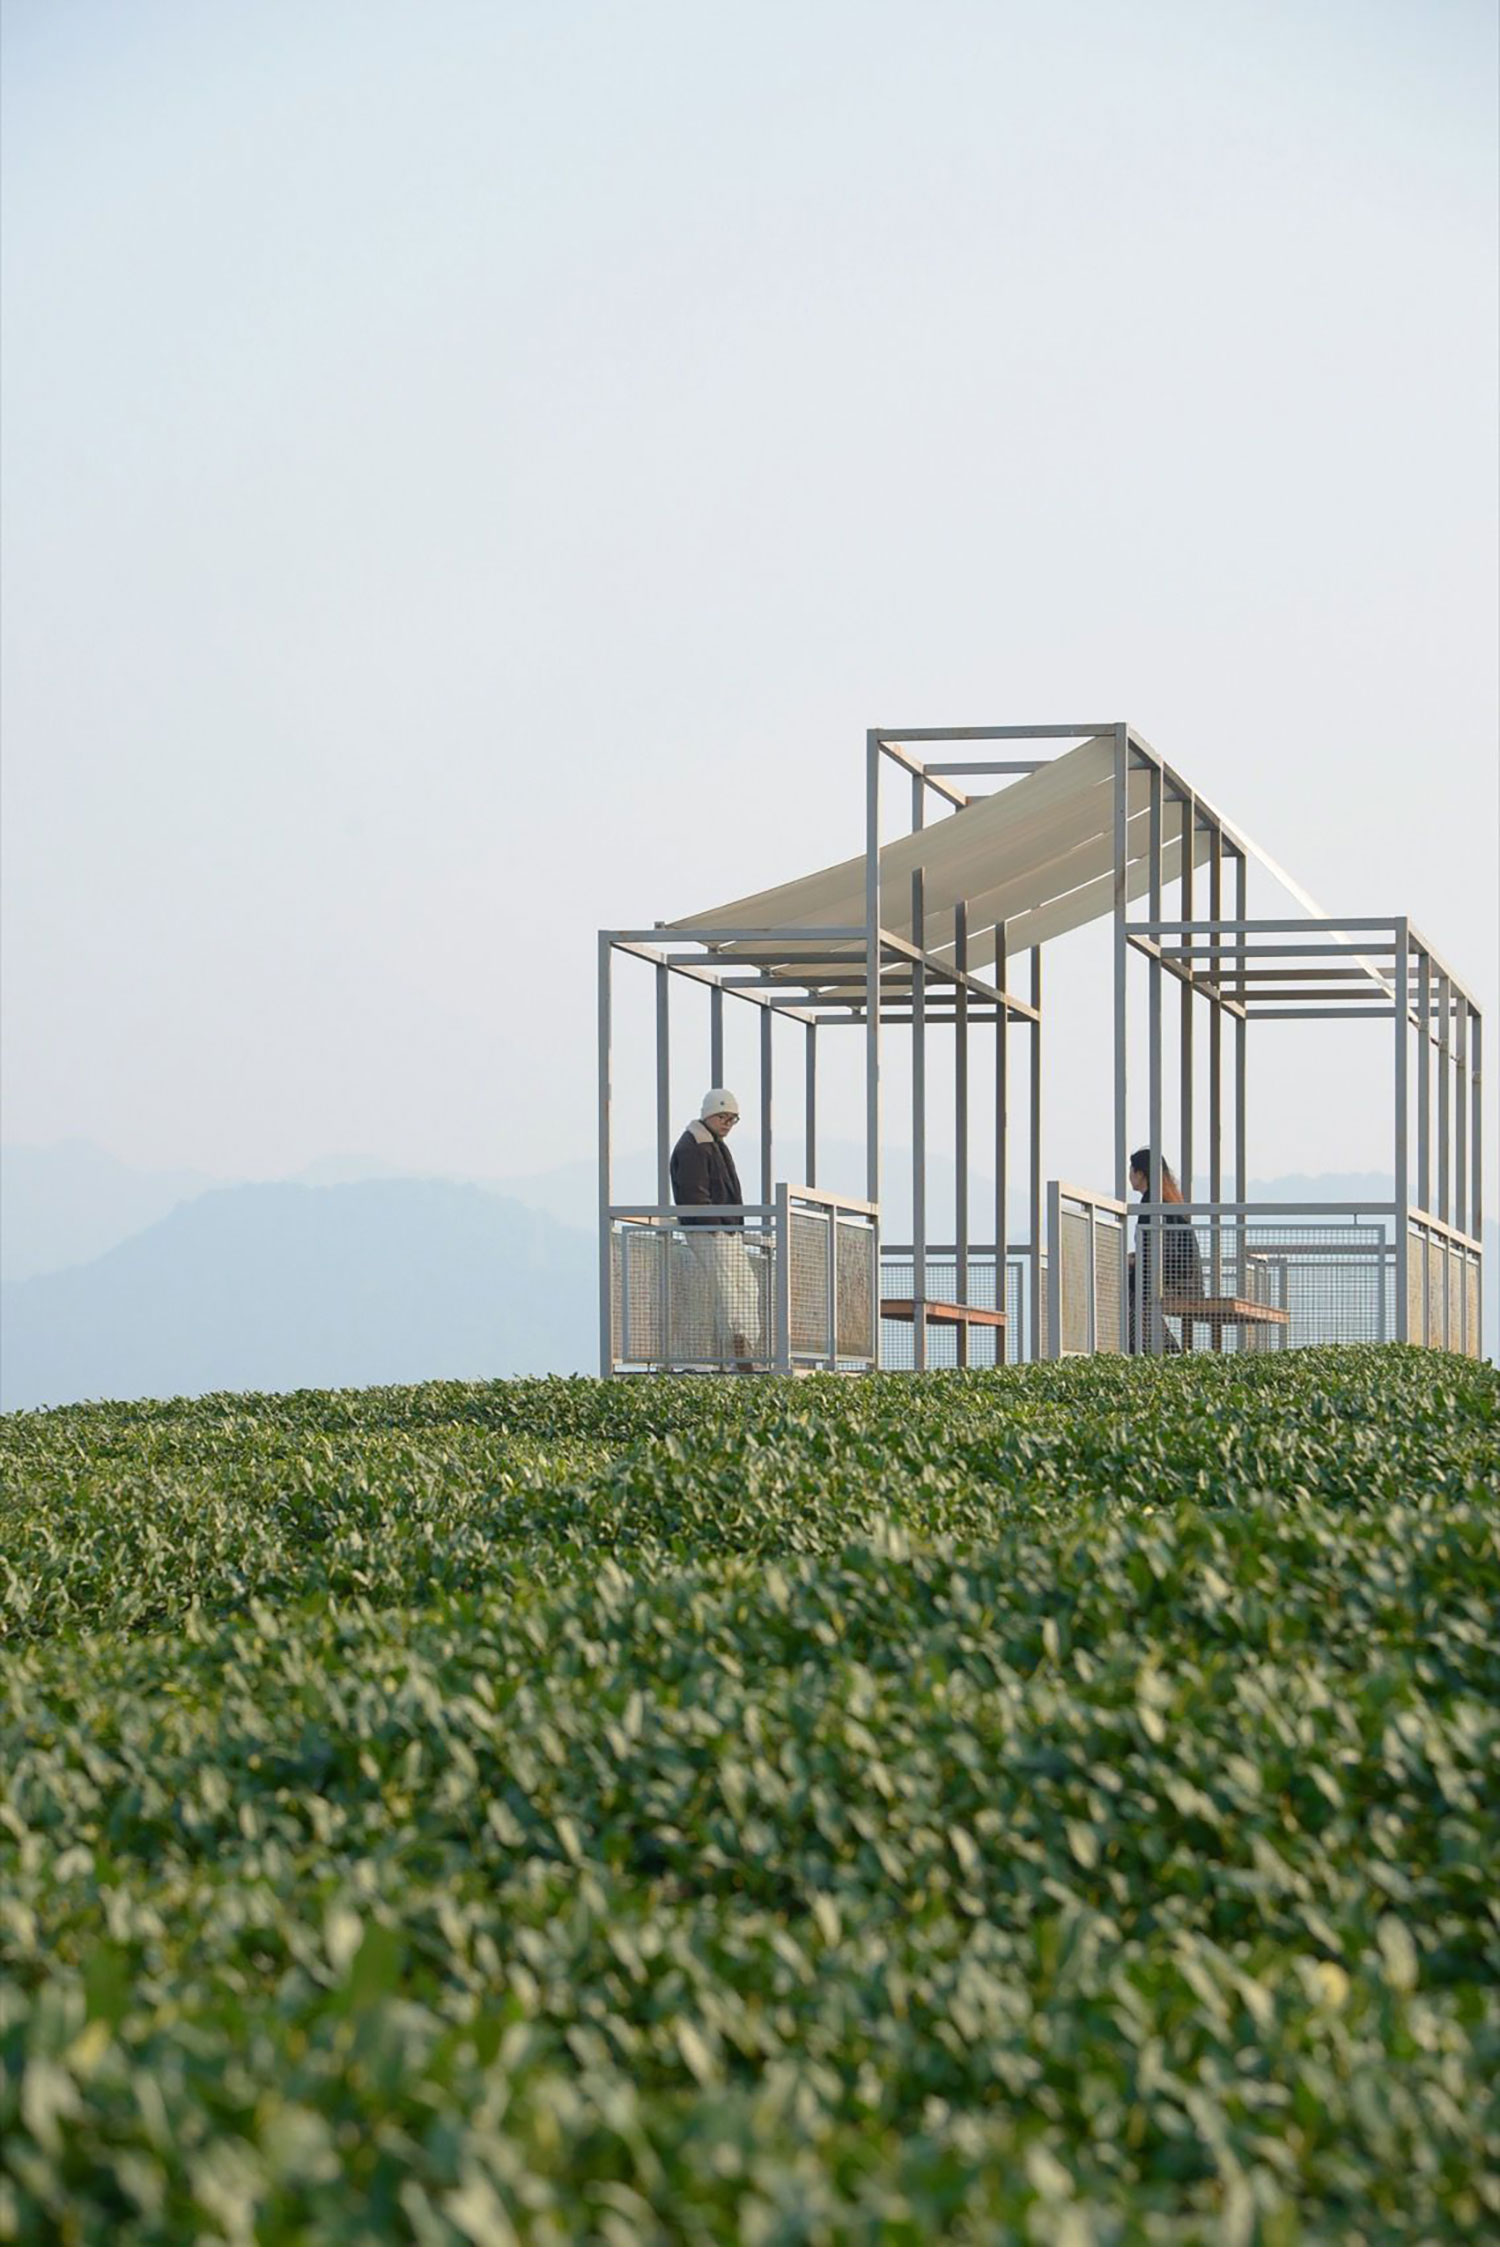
top-left (1129, 1150), bottom-right (1184, 1204)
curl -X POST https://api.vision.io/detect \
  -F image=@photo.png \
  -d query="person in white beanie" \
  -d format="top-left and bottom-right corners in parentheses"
top-left (670, 1089), bottom-right (745, 1223)
top-left (669, 1090), bottom-right (761, 1368)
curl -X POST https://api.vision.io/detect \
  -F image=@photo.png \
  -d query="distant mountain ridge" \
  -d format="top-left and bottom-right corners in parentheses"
top-left (0, 1180), bottom-right (594, 1412)
top-left (2, 1145), bottom-right (1492, 1411)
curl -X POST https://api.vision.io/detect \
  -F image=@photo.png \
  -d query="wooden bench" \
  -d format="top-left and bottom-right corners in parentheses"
top-left (881, 1298), bottom-right (1007, 1329)
top-left (881, 1299), bottom-right (1008, 1363)
top-left (1160, 1295), bottom-right (1289, 1350)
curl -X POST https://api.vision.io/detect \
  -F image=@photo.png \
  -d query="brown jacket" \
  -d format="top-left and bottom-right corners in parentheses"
top-left (670, 1120), bottom-right (745, 1227)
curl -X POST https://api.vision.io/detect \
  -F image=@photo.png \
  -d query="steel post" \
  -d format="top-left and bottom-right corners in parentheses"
top-left (1208, 828), bottom-right (1223, 1300)
top-left (1180, 793), bottom-right (1195, 1202)
top-left (1030, 947), bottom-right (1043, 1361)
top-left (760, 1006), bottom-right (773, 1208)
top-left (994, 921), bottom-right (1010, 1357)
top-left (656, 962), bottom-right (671, 1208)
top-left (1147, 759), bottom-right (1164, 1353)
top-left (805, 1023), bottom-right (817, 1189)
top-left (1455, 997), bottom-right (1468, 1239)
top-left (955, 901), bottom-right (969, 1366)
top-left (598, 934), bottom-right (614, 1377)
top-left (1394, 922), bottom-right (1410, 1341)
top-left (1417, 950), bottom-right (1431, 1215)
top-left (1113, 728), bottom-right (1130, 1348)
top-left (1435, 970), bottom-right (1451, 1224)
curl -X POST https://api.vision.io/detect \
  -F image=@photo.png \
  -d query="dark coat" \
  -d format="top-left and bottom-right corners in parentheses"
top-left (1135, 1197), bottom-right (1204, 1298)
top-left (670, 1121), bottom-right (745, 1227)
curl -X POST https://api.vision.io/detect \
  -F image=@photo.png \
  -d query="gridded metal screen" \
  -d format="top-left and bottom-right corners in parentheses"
top-left (788, 1209), bottom-right (830, 1355)
top-left (836, 1222), bottom-right (876, 1359)
top-left (1135, 1219), bottom-right (1393, 1354)
top-left (1049, 1199), bottom-right (1126, 1357)
top-left (1403, 1226), bottom-right (1482, 1355)
top-left (879, 1253), bottom-right (1004, 1369)
top-left (1095, 1228), bottom-right (1124, 1354)
top-left (614, 1224), bottom-right (772, 1367)
top-left (1428, 1241), bottom-right (1446, 1352)
top-left (1059, 1210), bottom-right (1090, 1356)
top-left (612, 1225), bottom-right (664, 1363)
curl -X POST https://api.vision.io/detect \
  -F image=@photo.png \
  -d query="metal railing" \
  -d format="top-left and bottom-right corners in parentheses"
top-left (608, 1186), bottom-right (878, 1374)
top-left (1052, 1196), bottom-right (1484, 1358)
top-left (1407, 1207), bottom-right (1483, 1356)
top-left (1045, 1183), bottom-right (1129, 1357)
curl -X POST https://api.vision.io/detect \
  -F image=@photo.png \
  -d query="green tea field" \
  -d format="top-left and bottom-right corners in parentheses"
top-left (2, 1348), bottom-right (1498, 2243)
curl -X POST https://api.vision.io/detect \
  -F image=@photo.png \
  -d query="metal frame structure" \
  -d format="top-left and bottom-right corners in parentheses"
top-left (1115, 725), bottom-right (1482, 1355)
top-left (599, 721), bottom-right (1484, 1372)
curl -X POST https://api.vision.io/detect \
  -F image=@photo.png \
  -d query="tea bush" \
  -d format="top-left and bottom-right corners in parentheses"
top-left (2, 1348), bottom-right (1497, 2242)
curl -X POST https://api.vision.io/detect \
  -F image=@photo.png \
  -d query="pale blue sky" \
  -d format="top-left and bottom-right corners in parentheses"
top-left (3, 0), bottom-right (1495, 1196)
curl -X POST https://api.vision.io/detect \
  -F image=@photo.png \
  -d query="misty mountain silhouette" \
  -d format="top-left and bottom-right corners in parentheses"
top-left (0, 1180), bottom-right (595, 1411)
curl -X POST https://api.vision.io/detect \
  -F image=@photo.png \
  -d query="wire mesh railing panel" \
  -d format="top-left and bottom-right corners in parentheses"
top-left (614, 1225), bottom-right (666, 1363)
top-left (1060, 1209), bottom-right (1091, 1355)
top-left (1125, 1214), bottom-right (1394, 1354)
top-left (1428, 1241), bottom-right (1447, 1353)
top-left (1094, 1221), bottom-right (1124, 1353)
top-left (613, 1222), bottom-right (774, 1369)
top-left (1408, 1235), bottom-right (1427, 1347)
top-left (877, 1251), bottom-right (1006, 1369)
top-left (1448, 1250), bottom-right (1465, 1357)
top-left (836, 1222), bottom-right (876, 1360)
top-left (788, 1209), bottom-right (830, 1356)
top-left (1466, 1257), bottom-right (1481, 1358)
top-left (678, 1231), bottom-right (773, 1367)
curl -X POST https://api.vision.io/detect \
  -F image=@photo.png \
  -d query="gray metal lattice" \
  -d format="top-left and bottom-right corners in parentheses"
top-left (614, 1223), bottom-right (772, 1368)
top-left (837, 1221), bottom-right (876, 1359)
top-left (1409, 1237), bottom-right (1426, 1348)
top-left (788, 1209), bottom-right (830, 1355)
top-left (1059, 1210), bottom-right (1090, 1356)
top-left (1149, 1219), bottom-right (1393, 1354)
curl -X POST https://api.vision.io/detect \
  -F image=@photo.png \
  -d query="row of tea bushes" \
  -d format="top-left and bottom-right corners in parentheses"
top-left (2, 1348), bottom-right (1497, 2240)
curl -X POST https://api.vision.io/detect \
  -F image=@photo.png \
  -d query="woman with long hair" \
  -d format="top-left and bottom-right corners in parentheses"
top-left (1127, 1149), bottom-right (1203, 1352)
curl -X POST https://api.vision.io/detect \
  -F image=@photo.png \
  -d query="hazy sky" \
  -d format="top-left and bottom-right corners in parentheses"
top-left (3, 0), bottom-right (1496, 1199)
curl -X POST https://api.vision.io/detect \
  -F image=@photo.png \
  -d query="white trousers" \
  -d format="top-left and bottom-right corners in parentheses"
top-left (680, 1230), bottom-right (765, 1365)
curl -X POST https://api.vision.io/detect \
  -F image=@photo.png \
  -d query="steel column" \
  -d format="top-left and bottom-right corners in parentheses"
top-left (1455, 997), bottom-right (1468, 1238)
top-left (710, 983), bottom-right (724, 1087)
top-left (805, 1023), bottom-right (817, 1189)
top-left (1234, 851), bottom-right (1248, 1301)
top-left (1471, 1008), bottom-right (1483, 1244)
top-left (1208, 829), bottom-right (1223, 1302)
top-left (1417, 950), bottom-right (1431, 1215)
top-left (1394, 921), bottom-right (1410, 1341)
top-left (1437, 971), bottom-right (1451, 1224)
top-left (1030, 947), bottom-right (1043, 1361)
top-left (1113, 728), bottom-right (1130, 1349)
top-left (865, 732), bottom-right (881, 1219)
top-left (911, 792), bottom-right (927, 1372)
top-left (598, 934), bottom-right (614, 1377)
top-left (994, 921), bottom-right (1009, 1357)
top-left (655, 963), bottom-right (671, 1208)
top-left (1147, 760), bottom-right (1164, 1352)
top-left (760, 1006), bottom-right (773, 1207)
top-left (1180, 793), bottom-right (1195, 1201)
top-left (954, 902), bottom-right (969, 1365)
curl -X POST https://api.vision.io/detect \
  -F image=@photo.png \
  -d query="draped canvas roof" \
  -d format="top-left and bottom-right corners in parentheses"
top-left (672, 733), bottom-right (1214, 990)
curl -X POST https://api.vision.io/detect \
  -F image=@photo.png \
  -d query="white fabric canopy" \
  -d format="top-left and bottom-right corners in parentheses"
top-left (672, 735), bottom-right (1213, 990)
